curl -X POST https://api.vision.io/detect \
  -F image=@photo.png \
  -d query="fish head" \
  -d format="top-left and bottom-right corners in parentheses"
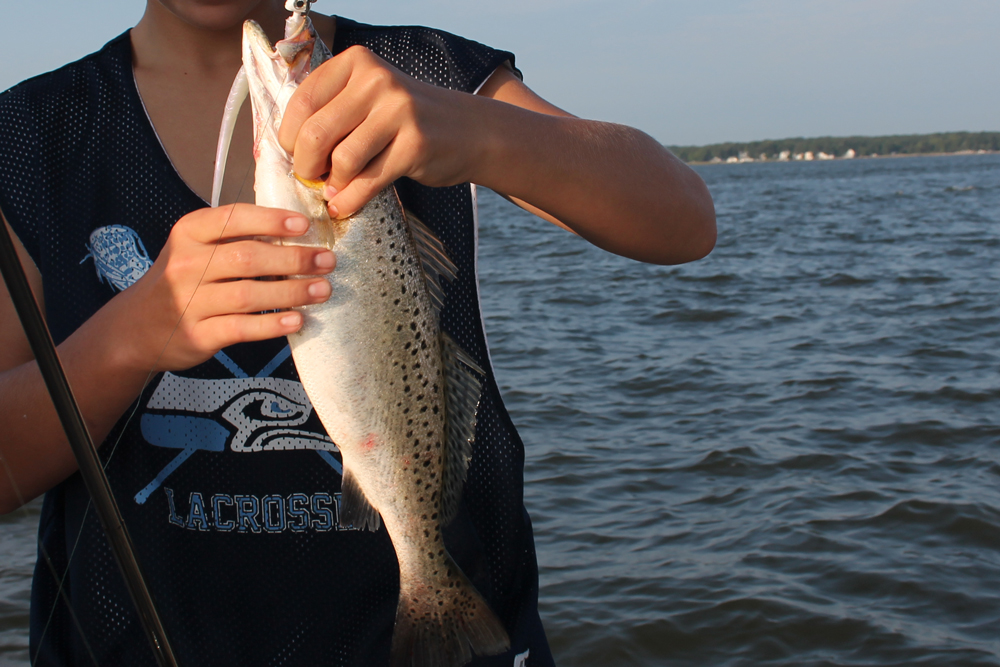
top-left (242, 18), bottom-right (316, 161)
top-left (244, 16), bottom-right (334, 225)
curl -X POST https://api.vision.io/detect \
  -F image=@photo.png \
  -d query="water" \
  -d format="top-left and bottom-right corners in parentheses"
top-left (2, 154), bottom-right (999, 665)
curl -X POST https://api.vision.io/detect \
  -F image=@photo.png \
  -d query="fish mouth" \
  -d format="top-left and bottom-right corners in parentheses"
top-left (293, 172), bottom-right (327, 191)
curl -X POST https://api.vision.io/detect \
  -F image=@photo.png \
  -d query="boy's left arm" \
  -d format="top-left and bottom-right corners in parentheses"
top-left (279, 48), bottom-right (716, 265)
top-left (472, 65), bottom-right (716, 265)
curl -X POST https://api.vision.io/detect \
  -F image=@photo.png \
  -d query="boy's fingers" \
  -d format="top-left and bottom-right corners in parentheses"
top-left (279, 53), bottom-right (355, 154)
top-left (206, 242), bottom-right (335, 282)
top-left (198, 311), bottom-right (306, 350)
top-left (289, 84), bottom-right (371, 180)
top-left (329, 143), bottom-right (400, 219)
top-left (325, 111), bottom-right (397, 193)
top-left (183, 204), bottom-right (310, 244)
top-left (196, 277), bottom-right (331, 316)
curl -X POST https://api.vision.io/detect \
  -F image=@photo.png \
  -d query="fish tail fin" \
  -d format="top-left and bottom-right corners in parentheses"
top-left (390, 555), bottom-right (510, 667)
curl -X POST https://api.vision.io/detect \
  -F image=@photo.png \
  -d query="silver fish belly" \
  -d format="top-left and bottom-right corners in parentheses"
top-left (240, 14), bottom-right (510, 667)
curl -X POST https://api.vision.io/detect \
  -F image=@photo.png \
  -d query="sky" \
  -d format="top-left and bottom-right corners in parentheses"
top-left (1, 0), bottom-right (997, 146)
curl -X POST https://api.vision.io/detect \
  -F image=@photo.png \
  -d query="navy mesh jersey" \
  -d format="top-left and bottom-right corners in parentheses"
top-left (0, 17), bottom-right (552, 667)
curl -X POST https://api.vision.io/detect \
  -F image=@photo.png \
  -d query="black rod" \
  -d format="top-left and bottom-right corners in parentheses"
top-left (0, 207), bottom-right (180, 667)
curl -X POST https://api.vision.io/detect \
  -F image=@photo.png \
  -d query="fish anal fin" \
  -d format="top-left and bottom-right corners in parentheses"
top-left (339, 466), bottom-right (382, 531)
top-left (405, 210), bottom-right (458, 317)
top-left (439, 333), bottom-right (482, 527)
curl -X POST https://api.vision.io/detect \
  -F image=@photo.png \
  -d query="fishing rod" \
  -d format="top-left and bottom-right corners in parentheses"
top-left (0, 205), bottom-right (180, 667)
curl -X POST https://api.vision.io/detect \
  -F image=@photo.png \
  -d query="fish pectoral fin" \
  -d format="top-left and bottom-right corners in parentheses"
top-left (339, 466), bottom-right (382, 531)
top-left (405, 209), bottom-right (458, 316)
top-left (439, 333), bottom-right (483, 527)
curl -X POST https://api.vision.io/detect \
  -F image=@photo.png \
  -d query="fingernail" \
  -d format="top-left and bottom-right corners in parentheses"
top-left (308, 280), bottom-right (331, 298)
top-left (314, 251), bottom-right (336, 269)
top-left (323, 184), bottom-right (338, 200)
top-left (285, 216), bottom-right (309, 233)
top-left (280, 312), bottom-right (302, 327)
top-left (327, 201), bottom-right (339, 219)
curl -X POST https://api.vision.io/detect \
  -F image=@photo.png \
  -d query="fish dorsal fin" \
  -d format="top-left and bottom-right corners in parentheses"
top-left (312, 32), bottom-right (333, 69)
top-left (439, 332), bottom-right (484, 526)
top-left (339, 466), bottom-right (381, 532)
top-left (405, 210), bottom-right (458, 316)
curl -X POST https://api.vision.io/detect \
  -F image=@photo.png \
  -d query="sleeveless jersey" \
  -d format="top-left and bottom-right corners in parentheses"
top-left (0, 17), bottom-right (552, 667)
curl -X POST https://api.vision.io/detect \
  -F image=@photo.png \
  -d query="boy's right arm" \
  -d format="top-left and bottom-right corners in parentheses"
top-left (0, 205), bottom-right (337, 514)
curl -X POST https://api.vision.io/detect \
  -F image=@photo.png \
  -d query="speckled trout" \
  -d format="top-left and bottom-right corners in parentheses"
top-left (224, 9), bottom-right (510, 667)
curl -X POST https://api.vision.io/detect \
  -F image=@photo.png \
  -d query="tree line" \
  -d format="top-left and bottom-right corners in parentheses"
top-left (668, 132), bottom-right (1000, 163)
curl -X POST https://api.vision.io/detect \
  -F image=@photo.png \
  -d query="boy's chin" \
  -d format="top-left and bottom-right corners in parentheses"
top-left (152, 0), bottom-right (284, 32)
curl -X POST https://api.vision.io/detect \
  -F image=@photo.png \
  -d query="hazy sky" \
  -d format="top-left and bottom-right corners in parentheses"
top-left (1, 0), bottom-right (996, 146)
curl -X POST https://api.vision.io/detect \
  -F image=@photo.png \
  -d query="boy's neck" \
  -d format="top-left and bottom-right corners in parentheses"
top-left (132, 0), bottom-right (290, 76)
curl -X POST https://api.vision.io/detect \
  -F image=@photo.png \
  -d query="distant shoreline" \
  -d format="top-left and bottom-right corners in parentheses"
top-left (687, 149), bottom-right (997, 166)
top-left (668, 131), bottom-right (1000, 165)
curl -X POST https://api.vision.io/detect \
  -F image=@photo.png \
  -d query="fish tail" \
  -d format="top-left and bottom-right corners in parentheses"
top-left (390, 555), bottom-right (510, 667)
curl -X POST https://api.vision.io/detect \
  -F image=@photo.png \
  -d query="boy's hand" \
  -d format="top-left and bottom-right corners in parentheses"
top-left (113, 204), bottom-right (335, 373)
top-left (278, 46), bottom-right (476, 219)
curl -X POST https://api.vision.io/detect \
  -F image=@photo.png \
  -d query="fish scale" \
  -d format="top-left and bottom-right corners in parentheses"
top-left (233, 10), bottom-right (510, 667)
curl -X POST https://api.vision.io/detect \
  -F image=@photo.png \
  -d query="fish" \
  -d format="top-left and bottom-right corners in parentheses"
top-left (223, 9), bottom-right (511, 666)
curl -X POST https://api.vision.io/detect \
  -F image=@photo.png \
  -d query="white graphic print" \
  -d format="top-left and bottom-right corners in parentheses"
top-left (514, 649), bottom-right (530, 667)
top-left (135, 348), bottom-right (343, 505)
top-left (80, 224), bottom-right (153, 291)
top-left (145, 373), bottom-right (334, 453)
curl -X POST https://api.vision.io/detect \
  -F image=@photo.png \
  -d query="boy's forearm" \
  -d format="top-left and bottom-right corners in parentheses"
top-left (0, 315), bottom-right (149, 514)
top-left (466, 88), bottom-right (717, 265)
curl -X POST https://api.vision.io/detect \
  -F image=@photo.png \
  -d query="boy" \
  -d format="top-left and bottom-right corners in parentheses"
top-left (0, 0), bottom-right (715, 664)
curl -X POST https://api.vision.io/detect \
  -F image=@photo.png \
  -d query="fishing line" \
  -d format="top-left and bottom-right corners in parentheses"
top-left (0, 447), bottom-right (101, 667)
top-left (23, 40), bottom-right (293, 664)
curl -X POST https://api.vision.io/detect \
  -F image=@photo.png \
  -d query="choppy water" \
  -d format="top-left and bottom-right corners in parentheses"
top-left (2, 154), bottom-right (1000, 665)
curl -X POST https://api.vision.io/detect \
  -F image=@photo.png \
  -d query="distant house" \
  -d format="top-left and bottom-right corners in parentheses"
top-left (817, 151), bottom-right (834, 160)
top-left (778, 150), bottom-right (791, 161)
top-left (844, 148), bottom-right (856, 159)
top-left (804, 151), bottom-right (815, 161)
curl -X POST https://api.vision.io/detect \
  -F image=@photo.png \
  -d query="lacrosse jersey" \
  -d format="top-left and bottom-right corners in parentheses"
top-left (0, 17), bottom-right (551, 667)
